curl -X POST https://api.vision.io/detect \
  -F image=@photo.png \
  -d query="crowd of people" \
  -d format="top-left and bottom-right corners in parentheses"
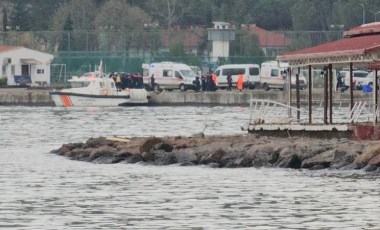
top-left (108, 71), bottom-right (248, 93)
top-left (197, 73), bottom-right (218, 91)
top-left (192, 73), bottom-right (244, 92)
top-left (108, 72), bottom-right (144, 91)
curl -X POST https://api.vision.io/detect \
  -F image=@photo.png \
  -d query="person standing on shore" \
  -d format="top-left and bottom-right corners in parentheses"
top-left (227, 73), bottom-right (232, 91)
top-left (212, 73), bottom-right (218, 90)
top-left (201, 74), bottom-right (206, 91)
top-left (194, 76), bottom-right (201, 92)
top-left (150, 74), bottom-right (155, 91)
top-left (237, 73), bottom-right (243, 91)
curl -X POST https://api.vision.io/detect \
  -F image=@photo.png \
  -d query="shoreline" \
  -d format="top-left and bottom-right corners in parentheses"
top-left (0, 87), bottom-right (373, 106)
top-left (50, 134), bottom-right (380, 174)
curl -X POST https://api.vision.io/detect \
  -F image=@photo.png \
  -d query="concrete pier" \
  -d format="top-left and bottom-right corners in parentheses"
top-left (0, 88), bottom-right (373, 106)
top-left (0, 88), bottom-right (53, 106)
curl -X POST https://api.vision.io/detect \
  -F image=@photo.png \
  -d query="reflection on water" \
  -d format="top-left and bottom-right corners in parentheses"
top-left (0, 106), bottom-right (379, 229)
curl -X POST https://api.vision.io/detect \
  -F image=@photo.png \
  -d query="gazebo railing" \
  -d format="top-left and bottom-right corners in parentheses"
top-left (249, 99), bottom-right (377, 125)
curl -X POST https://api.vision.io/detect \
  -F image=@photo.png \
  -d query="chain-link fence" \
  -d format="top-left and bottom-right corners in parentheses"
top-left (0, 29), bottom-right (342, 83)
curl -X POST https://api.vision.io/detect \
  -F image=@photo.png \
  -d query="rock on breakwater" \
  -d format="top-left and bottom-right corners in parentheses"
top-left (51, 135), bottom-right (380, 173)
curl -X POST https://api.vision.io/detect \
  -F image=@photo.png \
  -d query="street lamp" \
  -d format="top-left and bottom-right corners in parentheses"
top-left (360, 3), bottom-right (366, 24)
top-left (372, 11), bottom-right (380, 22)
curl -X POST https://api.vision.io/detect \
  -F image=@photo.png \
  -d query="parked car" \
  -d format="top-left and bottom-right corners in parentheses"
top-left (338, 70), bottom-right (372, 90)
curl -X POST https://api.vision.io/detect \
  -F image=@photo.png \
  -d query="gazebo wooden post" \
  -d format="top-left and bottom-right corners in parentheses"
top-left (375, 70), bottom-right (378, 124)
top-left (288, 67), bottom-right (292, 118)
top-left (324, 66), bottom-right (328, 124)
top-left (329, 64), bottom-right (333, 124)
top-left (296, 67), bottom-right (300, 120)
top-left (350, 62), bottom-right (354, 114)
top-left (308, 65), bottom-right (312, 124)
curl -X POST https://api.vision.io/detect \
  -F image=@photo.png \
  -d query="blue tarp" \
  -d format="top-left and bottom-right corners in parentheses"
top-left (14, 75), bottom-right (32, 85)
top-left (362, 85), bottom-right (373, 93)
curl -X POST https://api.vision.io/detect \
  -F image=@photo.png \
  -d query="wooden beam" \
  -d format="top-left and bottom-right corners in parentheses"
top-left (324, 66), bottom-right (328, 124)
top-left (329, 64), bottom-right (333, 124)
top-left (350, 63), bottom-right (354, 116)
top-left (297, 67), bottom-right (300, 120)
top-left (308, 65), bottom-right (312, 124)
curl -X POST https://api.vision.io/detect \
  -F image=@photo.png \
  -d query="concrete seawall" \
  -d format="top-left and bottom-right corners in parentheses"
top-left (0, 88), bottom-right (53, 106)
top-left (149, 90), bottom-right (372, 106)
top-left (0, 88), bottom-right (373, 106)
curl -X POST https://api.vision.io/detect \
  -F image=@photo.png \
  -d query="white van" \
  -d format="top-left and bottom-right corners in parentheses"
top-left (213, 64), bottom-right (260, 89)
top-left (142, 62), bottom-right (196, 91)
top-left (260, 61), bottom-right (287, 91)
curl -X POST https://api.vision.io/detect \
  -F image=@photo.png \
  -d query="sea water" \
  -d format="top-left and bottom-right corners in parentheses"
top-left (0, 106), bottom-right (379, 229)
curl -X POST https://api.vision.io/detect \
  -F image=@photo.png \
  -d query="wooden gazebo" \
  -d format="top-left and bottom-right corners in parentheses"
top-left (248, 22), bottom-right (380, 139)
top-left (278, 22), bottom-right (380, 124)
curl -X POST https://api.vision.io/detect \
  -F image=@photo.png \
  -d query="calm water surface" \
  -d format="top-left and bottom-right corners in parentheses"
top-left (0, 106), bottom-right (379, 229)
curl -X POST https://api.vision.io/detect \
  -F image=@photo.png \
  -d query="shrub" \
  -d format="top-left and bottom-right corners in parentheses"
top-left (0, 77), bottom-right (7, 86)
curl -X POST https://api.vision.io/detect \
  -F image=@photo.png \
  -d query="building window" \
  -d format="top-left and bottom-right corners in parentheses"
top-left (1, 65), bottom-right (5, 75)
top-left (11, 65), bottom-right (15, 75)
top-left (37, 69), bottom-right (44, 74)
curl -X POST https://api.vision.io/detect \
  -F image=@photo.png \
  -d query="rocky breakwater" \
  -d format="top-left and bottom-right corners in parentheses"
top-left (51, 135), bottom-right (380, 173)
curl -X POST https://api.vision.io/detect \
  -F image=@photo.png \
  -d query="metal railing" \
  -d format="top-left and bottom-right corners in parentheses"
top-left (249, 99), bottom-right (377, 125)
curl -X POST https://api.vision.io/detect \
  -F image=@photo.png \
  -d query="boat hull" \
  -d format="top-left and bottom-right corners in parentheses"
top-left (50, 91), bottom-right (148, 107)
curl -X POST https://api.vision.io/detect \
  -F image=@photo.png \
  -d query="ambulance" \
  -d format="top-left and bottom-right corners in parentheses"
top-left (142, 62), bottom-right (196, 91)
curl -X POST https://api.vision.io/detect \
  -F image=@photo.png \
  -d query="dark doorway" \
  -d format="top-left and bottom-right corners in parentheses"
top-left (22, 65), bottom-right (29, 76)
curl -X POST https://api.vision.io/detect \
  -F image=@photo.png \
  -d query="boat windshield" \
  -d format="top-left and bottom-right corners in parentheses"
top-left (81, 72), bottom-right (103, 78)
top-left (70, 82), bottom-right (91, 88)
top-left (180, 70), bottom-right (194, 78)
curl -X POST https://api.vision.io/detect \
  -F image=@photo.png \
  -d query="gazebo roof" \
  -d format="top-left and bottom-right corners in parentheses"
top-left (344, 22), bottom-right (380, 38)
top-left (277, 23), bottom-right (380, 67)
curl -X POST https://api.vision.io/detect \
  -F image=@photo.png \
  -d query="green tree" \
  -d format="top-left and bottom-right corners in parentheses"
top-left (230, 30), bottom-right (264, 63)
top-left (2, 8), bottom-right (7, 31)
top-left (169, 40), bottom-right (185, 57)
top-left (253, 0), bottom-right (294, 30)
top-left (63, 15), bottom-right (73, 31)
top-left (61, 14), bottom-right (73, 51)
top-left (94, 0), bottom-right (151, 51)
top-left (29, 0), bottom-right (63, 31)
top-left (291, 0), bottom-right (336, 31)
top-left (145, 0), bottom-right (194, 29)
top-left (10, 0), bottom-right (31, 31)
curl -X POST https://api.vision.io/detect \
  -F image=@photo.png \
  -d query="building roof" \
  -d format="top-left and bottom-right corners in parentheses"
top-left (213, 21), bottom-right (230, 26)
top-left (242, 24), bottom-right (292, 48)
top-left (0, 45), bottom-right (19, 53)
top-left (277, 23), bottom-right (380, 67)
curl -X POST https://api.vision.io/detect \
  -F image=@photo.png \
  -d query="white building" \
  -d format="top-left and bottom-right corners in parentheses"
top-left (208, 22), bottom-right (235, 62)
top-left (0, 45), bottom-right (54, 86)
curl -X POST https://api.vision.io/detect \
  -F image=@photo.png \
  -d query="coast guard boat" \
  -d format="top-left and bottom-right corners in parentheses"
top-left (50, 71), bottom-right (149, 107)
